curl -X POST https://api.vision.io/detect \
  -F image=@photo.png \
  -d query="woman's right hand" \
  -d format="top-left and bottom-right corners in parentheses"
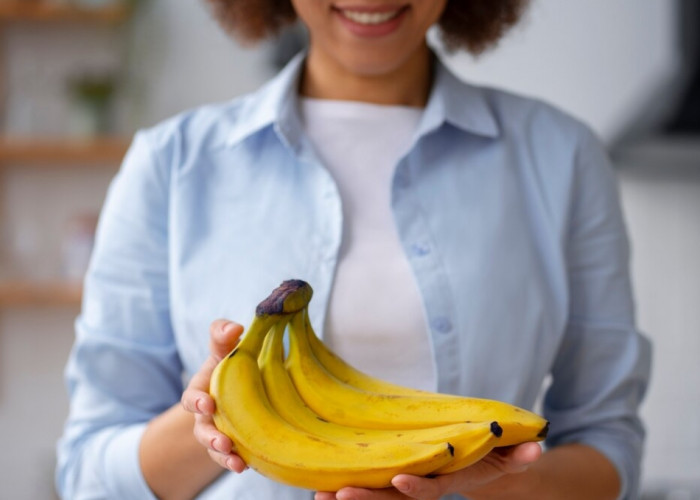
top-left (181, 319), bottom-right (248, 473)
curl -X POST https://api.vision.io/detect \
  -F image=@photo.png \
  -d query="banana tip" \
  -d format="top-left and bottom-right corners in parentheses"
top-left (490, 421), bottom-right (503, 438)
top-left (537, 421), bottom-right (550, 439)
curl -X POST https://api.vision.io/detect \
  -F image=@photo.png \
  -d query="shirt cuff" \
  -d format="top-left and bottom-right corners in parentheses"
top-left (102, 423), bottom-right (159, 500)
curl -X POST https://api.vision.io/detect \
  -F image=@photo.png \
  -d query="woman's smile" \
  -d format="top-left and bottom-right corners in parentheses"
top-left (332, 4), bottom-right (410, 37)
top-left (291, 0), bottom-right (446, 98)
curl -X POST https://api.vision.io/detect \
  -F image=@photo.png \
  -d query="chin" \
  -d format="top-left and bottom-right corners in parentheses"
top-left (337, 47), bottom-right (424, 78)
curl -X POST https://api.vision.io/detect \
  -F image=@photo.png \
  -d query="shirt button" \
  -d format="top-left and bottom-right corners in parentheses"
top-left (431, 317), bottom-right (453, 334)
top-left (409, 243), bottom-right (431, 257)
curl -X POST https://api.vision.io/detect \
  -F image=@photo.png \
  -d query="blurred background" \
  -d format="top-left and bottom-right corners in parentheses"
top-left (0, 0), bottom-right (697, 498)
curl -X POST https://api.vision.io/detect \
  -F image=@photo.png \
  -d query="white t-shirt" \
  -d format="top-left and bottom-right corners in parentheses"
top-left (300, 97), bottom-right (437, 392)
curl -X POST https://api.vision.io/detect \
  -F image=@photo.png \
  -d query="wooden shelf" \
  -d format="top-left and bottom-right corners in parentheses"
top-left (0, 2), bottom-right (132, 311)
top-left (0, 279), bottom-right (82, 307)
top-left (0, 136), bottom-right (130, 166)
top-left (0, 1), bottom-right (131, 24)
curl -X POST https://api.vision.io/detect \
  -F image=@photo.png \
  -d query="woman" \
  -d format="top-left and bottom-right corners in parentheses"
top-left (56, 1), bottom-right (651, 499)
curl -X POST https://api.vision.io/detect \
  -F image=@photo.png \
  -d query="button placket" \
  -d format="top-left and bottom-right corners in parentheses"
top-left (297, 144), bottom-right (343, 342)
top-left (409, 242), bottom-right (431, 257)
top-left (431, 316), bottom-right (453, 334)
top-left (391, 156), bottom-right (460, 393)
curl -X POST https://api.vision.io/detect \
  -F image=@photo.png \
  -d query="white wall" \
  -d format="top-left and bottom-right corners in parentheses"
top-left (618, 162), bottom-right (700, 491)
top-left (435, 0), bottom-right (681, 143)
top-left (1, 0), bottom-right (697, 497)
top-left (0, 310), bottom-right (78, 500)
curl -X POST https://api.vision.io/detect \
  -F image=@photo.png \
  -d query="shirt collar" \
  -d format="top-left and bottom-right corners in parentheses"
top-left (224, 52), bottom-right (306, 150)
top-left (418, 56), bottom-right (500, 139)
top-left (224, 51), bottom-right (500, 150)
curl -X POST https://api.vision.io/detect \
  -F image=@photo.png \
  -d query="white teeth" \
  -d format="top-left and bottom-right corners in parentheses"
top-left (341, 9), bottom-right (399, 25)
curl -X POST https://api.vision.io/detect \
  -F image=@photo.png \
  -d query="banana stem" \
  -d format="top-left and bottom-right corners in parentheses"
top-left (287, 309), bottom-right (310, 363)
top-left (259, 318), bottom-right (289, 367)
top-left (235, 314), bottom-right (280, 356)
top-left (237, 280), bottom-right (312, 356)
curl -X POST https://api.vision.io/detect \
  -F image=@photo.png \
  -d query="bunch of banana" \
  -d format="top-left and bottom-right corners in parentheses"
top-left (210, 279), bottom-right (549, 491)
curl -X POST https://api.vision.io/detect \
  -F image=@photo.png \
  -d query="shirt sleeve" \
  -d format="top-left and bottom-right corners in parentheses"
top-left (55, 130), bottom-right (181, 500)
top-left (543, 126), bottom-right (652, 500)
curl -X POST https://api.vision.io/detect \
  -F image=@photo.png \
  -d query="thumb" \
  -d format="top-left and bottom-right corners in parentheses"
top-left (209, 320), bottom-right (245, 361)
top-left (492, 442), bottom-right (542, 474)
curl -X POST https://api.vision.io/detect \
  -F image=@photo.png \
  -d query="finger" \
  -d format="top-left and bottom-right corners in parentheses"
top-left (181, 356), bottom-right (219, 414)
top-left (192, 413), bottom-right (233, 454)
top-left (207, 448), bottom-right (247, 474)
top-left (335, 486), bottom-right (407, 500)
top-left (394, 442), bottom-right (544, 496)
top-left (209, 320), bottom-right (244, 361)
top-left (314, 493), bottom-right (337, 500)
top-left (181, 388), bottom-right (214, 415)
top-left (391, 475), bottom-right (445, 500)
top-left (448, 442), bottom-right (540, 490)
top-left (493, 442), bottom-right (542, 473)
top-left (183, 321), bottom-right (243, 415)
top-left (187, 356), bottom-right (218, 392)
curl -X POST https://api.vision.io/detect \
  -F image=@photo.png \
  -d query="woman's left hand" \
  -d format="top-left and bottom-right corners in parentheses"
top-left (314, 442), bottom-right (542, 500)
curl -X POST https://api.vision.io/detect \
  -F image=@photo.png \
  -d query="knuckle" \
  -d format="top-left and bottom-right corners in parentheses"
top-left (192, 426), bottom-right (208, 446)
top-left (207, 449), bottom-right (228, 469)
top-left (193, 421), bottom-right (214, 446)
top-left (180, 394), bottom-right (190, 411)
top-left (210, 319), bottom-right (229, 335)
top-left (181, 391), bottom-right (202, 414)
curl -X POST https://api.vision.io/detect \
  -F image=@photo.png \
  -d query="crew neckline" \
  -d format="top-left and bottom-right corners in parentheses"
top-left (299, 97), bottom-right (424, 119)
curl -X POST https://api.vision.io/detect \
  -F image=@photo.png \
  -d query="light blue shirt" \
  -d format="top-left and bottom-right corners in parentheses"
top-left (56, 53), bottom-right (651, 500)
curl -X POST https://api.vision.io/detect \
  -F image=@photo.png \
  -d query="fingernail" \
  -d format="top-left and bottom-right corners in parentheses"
top-left (211, 437), bottom-right (220, 451)
top-left (195, 398), bottom-right (203, 413)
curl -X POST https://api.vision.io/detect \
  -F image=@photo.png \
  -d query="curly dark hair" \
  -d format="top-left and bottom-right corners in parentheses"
top-left (204, 0), bottom-right (530, 54)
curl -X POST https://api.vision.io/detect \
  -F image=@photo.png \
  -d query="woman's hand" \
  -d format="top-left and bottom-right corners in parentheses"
top-left (181, 319), bottom-right (248, 473)
top-left (314, 442), bottom-right (542, 500)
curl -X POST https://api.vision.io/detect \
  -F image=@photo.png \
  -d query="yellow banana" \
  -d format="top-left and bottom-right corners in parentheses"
top-left (210, 280), bottom-right (455, 490)
top-left (286, 309), bottom-right (549, 445)
top-left (258, 318), bottom-right (502, 472)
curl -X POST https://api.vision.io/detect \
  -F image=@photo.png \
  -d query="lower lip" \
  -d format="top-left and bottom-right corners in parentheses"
top-left (334, 7), bottom-right (409, 38)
